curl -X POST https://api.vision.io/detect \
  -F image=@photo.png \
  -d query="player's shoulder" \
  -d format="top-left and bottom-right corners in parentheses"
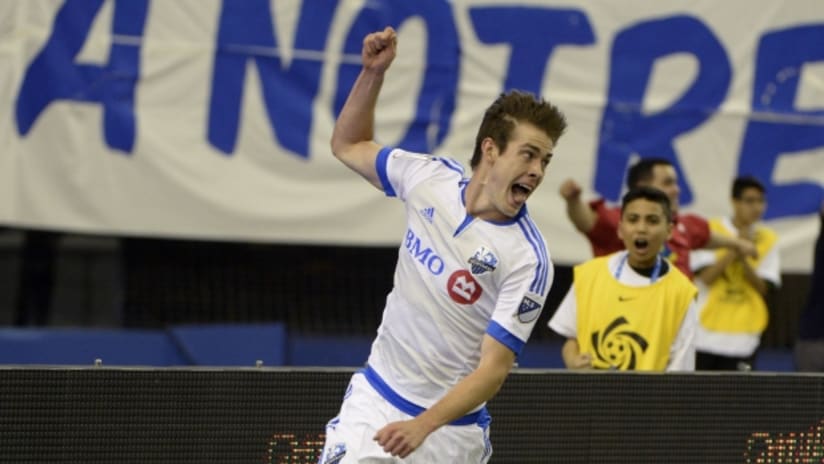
top-left (590, 198), bottom-right (618, 214)
top-left (576, 253), bottom-right (612, 272)
top-left (388, 147), bottom-right (435, 162)
top-left (677, 212), bottom-right (709, 229)
top-left (389, 148), bottom-right (465, 174)
top-left (501, 215), bottom-right (551, 271)
top-left (591, 201), bottom-right (621, 228)
top-left (754, 223), bottom-right (778, 243)
top-left (512, 213), bottom-right (549, 245)
top-left (754, 222), bottom-right (777, 236)
top-left (664, 262), bottom-right (697, 291)
top-left (506, 215), bottom-right (553, 296)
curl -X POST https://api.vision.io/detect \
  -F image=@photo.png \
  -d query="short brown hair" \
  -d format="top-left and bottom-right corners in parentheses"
top-left (469, 90), bottom-right (567, 169)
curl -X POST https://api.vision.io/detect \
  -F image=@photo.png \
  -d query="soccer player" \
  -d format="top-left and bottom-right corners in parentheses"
top-left (319, 27), bottom-right (567, 462)
top-left (690, 177), bottom-right (781, 370)
top-left (549, 187), bottom-right (698, 371)
top-left (559, 158), bottom-right (756, 279)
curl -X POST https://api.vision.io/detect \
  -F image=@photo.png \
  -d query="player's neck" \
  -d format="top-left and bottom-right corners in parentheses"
top-left (464, 172), bottom-right (509, 222)
top-left (629, 260), bottom-right (667, 279)
top-left (627, 254), bottom-right (660, 276)
top-left (628, 258), bottom-right (655, 272)
top-left (732, 216), bottom-right (753, 231)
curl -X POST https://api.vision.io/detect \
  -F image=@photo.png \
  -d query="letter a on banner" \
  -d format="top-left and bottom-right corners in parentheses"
top-left (15, 0), bottom-right (149, 153)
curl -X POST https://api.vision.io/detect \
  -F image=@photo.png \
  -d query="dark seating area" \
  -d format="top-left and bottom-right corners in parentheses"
top-left (0, 230), bottom-right (805, 370)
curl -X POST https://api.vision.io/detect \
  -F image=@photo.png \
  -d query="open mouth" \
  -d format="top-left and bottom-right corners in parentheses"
top-left (634, 238), bottom-right (649, 251)
top-left (511, 183), bottom-right (532, 199)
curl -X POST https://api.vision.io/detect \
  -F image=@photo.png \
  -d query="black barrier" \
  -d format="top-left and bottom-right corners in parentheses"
top-left (0, 368), bottom-right (822, 463)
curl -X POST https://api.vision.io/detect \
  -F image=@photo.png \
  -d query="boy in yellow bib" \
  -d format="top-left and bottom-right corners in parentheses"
top-left (690, 177), bottom-right (781, 370)
top-left (549, 187), bottom-right (698, 371)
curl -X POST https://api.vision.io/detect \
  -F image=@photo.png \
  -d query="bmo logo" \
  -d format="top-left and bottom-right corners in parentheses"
top-left (404, 228), bottom-right (445, 275)
top-left (447, 270), bottom-right (482, 305)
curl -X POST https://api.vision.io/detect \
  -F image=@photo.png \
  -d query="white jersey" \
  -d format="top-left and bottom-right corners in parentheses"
top-left (367, 147), bottom-right (553, 412)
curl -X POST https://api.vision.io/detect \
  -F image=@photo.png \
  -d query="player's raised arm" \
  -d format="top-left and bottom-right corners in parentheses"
top-left (559, 178), bottom-right (597, 234)
top-left (330, 26), bottom-right (397, 190)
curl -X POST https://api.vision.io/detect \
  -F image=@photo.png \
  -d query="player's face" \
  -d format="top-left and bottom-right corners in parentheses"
top-left (618, 198), bottom-right (672, 268)
top-left (484, 122), bottom-right (554, 219)
top-left (733, 187), bottom-right (766, 226)
top-left (643, 165), bottom-right (680, 213)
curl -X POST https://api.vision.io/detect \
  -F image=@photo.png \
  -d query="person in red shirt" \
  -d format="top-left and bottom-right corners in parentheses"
top-left (560, 158), bottom-right (755, 279)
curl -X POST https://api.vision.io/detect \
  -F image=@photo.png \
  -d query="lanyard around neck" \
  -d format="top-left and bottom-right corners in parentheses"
top-left (614, 252), bottom-right (662, 283)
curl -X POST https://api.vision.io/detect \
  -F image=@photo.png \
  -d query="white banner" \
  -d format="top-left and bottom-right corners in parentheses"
top-left (1, 0), bottom-right (823, 271)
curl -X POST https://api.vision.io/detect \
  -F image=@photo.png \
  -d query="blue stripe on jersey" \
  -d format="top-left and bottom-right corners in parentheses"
top-left (513, 203), bottom-right (528, 221)
top-left (437, 156), bottom-right (465, 174)
top-left (453, 214), bottom-right (474, 237)
top-left (487, 320), bottom-right (525, 355)
top-left (517, 217), bottom-right (549, 295)
top-left (528, 218), bottom-right (549, 294)
top-left (361, 366), bottom-right (489, 426)
top-left (375, 146), bottom-right (396, 197)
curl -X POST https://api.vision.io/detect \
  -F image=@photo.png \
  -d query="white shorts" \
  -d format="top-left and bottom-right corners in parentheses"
top-left (319, 372), bottom-right (492, 463)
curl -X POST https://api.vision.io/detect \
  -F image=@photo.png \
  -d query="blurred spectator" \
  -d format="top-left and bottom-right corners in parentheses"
top-left (691, 177), bottom-right (780, 371)
top-left (559, 158), bottom-right (755, 279)
top-left (795, 200), bottom-right (824, 372)
top-left (549, 187), bottom-right (697, 371)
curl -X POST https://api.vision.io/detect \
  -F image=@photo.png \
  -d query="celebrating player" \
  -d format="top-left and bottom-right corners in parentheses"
top-left (319, 26), bottom-right (567, 462)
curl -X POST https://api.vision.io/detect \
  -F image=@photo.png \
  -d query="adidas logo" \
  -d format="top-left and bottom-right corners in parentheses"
top-left (419, 207), bottom-right (435, 224)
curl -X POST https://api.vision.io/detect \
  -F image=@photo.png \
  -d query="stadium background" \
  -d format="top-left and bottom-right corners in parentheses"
top-left (0, 0), bottom-right (822, 462)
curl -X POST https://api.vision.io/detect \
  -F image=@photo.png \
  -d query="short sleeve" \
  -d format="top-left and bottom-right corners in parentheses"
top-left (489, 226), bottom-right (554, 356)
top-left (679, 214), bottom-right (711, 249)
top-left (548, 286), bottom-right (577, 339)
top-left (757, 246), bottom-right (782, 287)
top-left (377, 147), bottom-right (463, 201)
top-left (690, 248), bottom-right (716, 272)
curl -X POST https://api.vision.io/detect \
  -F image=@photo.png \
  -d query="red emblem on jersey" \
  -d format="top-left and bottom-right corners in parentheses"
top-left (447, 270), bottom-right (482, 304)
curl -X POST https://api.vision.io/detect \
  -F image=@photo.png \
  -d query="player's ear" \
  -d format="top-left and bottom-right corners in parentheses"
top-left (617, 219), bottom-right (625, 241)
top-left (481, 137), bottom-right (498, 161)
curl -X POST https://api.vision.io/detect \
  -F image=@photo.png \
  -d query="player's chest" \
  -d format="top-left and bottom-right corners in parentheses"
top-left (403, 192), bottom-right (508, 285)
